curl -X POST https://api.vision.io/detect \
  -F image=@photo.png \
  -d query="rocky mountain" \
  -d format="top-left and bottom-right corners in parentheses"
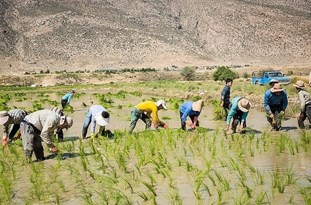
top-left (0, 0), bottom-right (311, 73)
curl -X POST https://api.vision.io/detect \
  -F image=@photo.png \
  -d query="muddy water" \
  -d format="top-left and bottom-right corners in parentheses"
top-left (2, 90), bottom-right (311, 204)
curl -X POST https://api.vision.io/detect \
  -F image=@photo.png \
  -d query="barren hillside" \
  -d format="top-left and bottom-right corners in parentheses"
top-left (0, 0), bottom-right (311, 73)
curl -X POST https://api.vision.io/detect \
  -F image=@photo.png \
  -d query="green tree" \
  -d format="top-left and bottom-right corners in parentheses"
top-left (181, 67), bottom-right (196, 81)
top-left (212, 66), bottom-right (239, 81)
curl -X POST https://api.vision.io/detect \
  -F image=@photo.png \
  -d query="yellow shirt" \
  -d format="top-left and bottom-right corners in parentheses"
top-left (136, 101), bottom-right (162, 124)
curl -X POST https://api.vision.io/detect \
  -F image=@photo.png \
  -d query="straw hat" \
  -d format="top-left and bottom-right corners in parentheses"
top-left (237, 98), bottom-right (251, 112)
top-left (192, 100), bottom-right (204, 112)
top-left (270, 83), bottom-right (283, 93)
top-left (293, 80), bottom-right (305, 89)
top-left (269, 79), bottom-right (279, 85)
top-left (0, 111), bottom-right (10, 125)
top-left (95, 111), bottom-right (110, 126)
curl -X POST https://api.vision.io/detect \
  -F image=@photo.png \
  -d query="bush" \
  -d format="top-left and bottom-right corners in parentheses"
top-left (212, 66), bottom-right (239, 81)
top-left (180, 67), bottom-right (196, 81)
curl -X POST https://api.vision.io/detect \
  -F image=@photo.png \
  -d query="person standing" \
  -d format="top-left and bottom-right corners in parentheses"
top-left (179, 100), bottom-right (204, 130)
top-left (20, 110), bottom-right (73, 162)
top-left (226, 97), bottom-right (251, 134)
top-left (221, 78), bottom-right (233, 121)
top-left (61, 90), bottom-right (75, 109)
top-left (293, 80), bottom-right (311, 129)
top-left (263, 83), bottom-right (288, 131)
top-left (129, 100), bottom-right (168, 134)
top-left (82, 104), bottom-right (110, 139)
top-left (0, 109), bottom-right (27, 145)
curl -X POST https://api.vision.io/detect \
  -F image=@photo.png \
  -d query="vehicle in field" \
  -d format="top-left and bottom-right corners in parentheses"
top-left (251, 70), bottom-right (290, 85)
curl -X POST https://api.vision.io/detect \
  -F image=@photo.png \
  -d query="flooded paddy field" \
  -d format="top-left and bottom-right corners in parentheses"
top-left (0, 80), bottom-right (311, 204)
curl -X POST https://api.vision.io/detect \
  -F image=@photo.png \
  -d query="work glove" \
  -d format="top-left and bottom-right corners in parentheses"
top-left (49, 146), bottom-right (59, 153)
top-left (269, 113), bottom-right (274, 118)
top-left (279, 111), bottom-right (285, 116)
top-left (90, 133), bottom-right (96, 139)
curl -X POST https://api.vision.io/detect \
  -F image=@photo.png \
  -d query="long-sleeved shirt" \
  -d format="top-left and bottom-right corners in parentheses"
top-left (3, 109), bottom-right (27, 135)
top-left (263, 89), bottom-right (288, 114)
top-left (298, 90), bottom-right (311, 111)
top-left (136, 101), bottom-right (162, 124)
top-left (88, 105), bottom-right (108, 133)
top-left (221, 85), bottom-right (231, 103)
top-left (62, 93), bottom-right (74, 103)
top-left (24, 110), bottom-right (60, 147)
top-left (179, 101), bottom-right (200, 122)
top-left (226, 97), bottom-right (249, 125)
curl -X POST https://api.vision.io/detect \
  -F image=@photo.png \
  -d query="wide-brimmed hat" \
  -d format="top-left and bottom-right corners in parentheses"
top-left (237, 98), bottom-right (252, 112)
top-left (60, 116), bottom-right (73, 128)
top-left (95, 111), bottom-right (110, 126)
top-left (270, 83), bottom-right (283, 93)
top-left (0, 111), bottom-right (9, 125)
top-left (293, 80), bottom-right (305, 89)
top-left (192, 100), bottom-right (204, 112)
top-left (269, 79), bottom-right (279, 85)
top-left (156, 100), bottom-right (167, 110)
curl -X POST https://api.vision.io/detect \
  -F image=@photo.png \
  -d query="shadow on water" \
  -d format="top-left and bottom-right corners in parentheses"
top-left (34, 152), bottom-right (94, 162)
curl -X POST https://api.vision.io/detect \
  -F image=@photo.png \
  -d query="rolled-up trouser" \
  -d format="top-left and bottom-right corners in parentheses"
top-left (129, 107), bottom-right (151, 133)
top-left (266, 105), bottom-right (282, 129)
top-left (232, 110), bottom-right (246, 132)
top-left (298, 104), bottom-right (311, 128)
top-left (20, 122), bottom-right (45, 160)
top-left (179, 111), bottom-right (199, 130)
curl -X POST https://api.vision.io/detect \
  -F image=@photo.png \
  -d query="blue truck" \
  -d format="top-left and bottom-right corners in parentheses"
top-left (251, 70), bottom-right (290, 85)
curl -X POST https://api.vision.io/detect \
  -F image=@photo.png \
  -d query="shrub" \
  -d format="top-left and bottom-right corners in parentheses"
top-left (180, 67), bottom-right (196, 81)
top-left (212, 66), bottom-right (239, 81)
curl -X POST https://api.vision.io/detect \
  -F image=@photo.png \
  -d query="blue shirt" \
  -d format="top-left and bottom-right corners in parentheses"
top-left (263, 89), bottom-right (288, 114)
top-left (221, 85), bottom-right (230, 103)
top-left (62, 93), bottom-right (74, 103)
top-left (226, 97), bottom-right (249, 125)
top-left (179, 102), bottom-right (200, 122)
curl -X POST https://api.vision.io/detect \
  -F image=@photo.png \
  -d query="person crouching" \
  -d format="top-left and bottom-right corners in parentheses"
top-left (20, 110), bottom-right (73, 162)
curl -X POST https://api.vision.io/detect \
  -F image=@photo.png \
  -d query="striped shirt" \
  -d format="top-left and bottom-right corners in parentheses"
top-left (3, 109), bottom-right (27, 134)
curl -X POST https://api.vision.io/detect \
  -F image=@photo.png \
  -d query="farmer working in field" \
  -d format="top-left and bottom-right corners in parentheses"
top-left (0, 109), bottom-right (27, 146)
top-left (226, 97), bottom-right (251, 134)
top-left (263, 83), bottom-right (288, 131)
top-left (61, 90), bottom-right (75, 109)
top-left (220, 78), bottom-right (233, 121)
top-left (293, 80), bottom-right (311, 129)
top-left (20, 109), bottom-right (73, 162)
top-left (179, 99), bottom-right (204, 131)
top-left (128, 100), bottom-right (168, 133)
top-left (82, 104), bottom-right (110, 139)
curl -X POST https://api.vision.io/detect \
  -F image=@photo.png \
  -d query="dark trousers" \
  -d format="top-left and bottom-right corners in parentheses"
top-left (267, 105), bottom-right (282, 129)
top-left (61, 99), bottom-right (68, 109)
top-left (179, 111), bottom-right (199, 130)
top-left (298, 104), bottom-right (311, 129)
top-left (223, 101), bottom-right (231, 121)
top-left (232, 110), bottom-right (246, 132)
top-left (20, 122), bottom-right (45, 161)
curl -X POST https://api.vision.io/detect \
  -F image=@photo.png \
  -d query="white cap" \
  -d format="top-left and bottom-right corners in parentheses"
top-left (156, 100), bottom-right (167, 110)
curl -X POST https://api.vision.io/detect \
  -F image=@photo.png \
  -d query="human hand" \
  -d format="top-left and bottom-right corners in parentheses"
top-left (90, 133), bottom-right (96, 139)
top-left (2, 138), bottom-right (8, 146)
top-left (163, 124), bottom-right (169, 129)
top-left (269, 113), bottom-right (274, 118)
top-left (279, 111), bottom-right (285, 116)
top-left (49, 146), bottom-right (59, 153)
